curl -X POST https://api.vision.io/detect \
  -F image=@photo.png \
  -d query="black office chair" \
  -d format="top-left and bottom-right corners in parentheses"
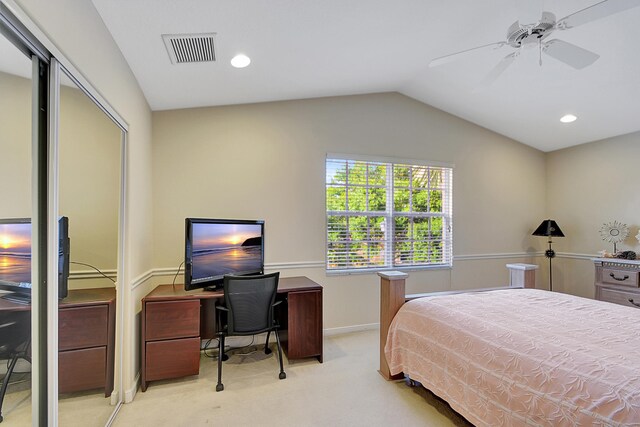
top-left (215, 272), bottom-right (286, 392)
top-left (0, 310), bottom-right (31, 423)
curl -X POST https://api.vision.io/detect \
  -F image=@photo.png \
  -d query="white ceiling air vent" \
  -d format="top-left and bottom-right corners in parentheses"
top-left (162, 33), bottom-right (216, 64)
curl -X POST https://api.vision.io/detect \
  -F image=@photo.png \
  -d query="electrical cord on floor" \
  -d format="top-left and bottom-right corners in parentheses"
top-left (201, 336), bottom-right (260, 358)
top-left (202, 338), bottom-right (219, 358)
top-left (232, 336), bottom-right (258, 356)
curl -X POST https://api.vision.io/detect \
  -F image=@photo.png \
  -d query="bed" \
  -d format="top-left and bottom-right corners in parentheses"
top-left (378, 273), bottom-right (640, 426)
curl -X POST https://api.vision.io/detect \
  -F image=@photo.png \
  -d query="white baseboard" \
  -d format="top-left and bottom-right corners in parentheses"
top-left (124, 373), bottom-right (139, 403)
top-left (323, 323), bottom-right (379, 336)
top-left (110, 390), bottom-right (119, 406)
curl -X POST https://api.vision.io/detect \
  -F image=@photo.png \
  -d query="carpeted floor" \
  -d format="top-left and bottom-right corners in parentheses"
top-left (0, 368), bottom-right (114, 426)
top-left (113, 329), bottom-right (472, 427)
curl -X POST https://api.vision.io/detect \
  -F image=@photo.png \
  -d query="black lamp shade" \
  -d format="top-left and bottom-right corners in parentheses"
top-left (532, 219), bottom-right (565, 237)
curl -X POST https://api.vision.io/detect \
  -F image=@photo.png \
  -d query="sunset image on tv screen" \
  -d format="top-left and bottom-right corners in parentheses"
top-left (0, 223), bottom-right (32, 284)
top-left (191, 222), bottom-right (262, 281)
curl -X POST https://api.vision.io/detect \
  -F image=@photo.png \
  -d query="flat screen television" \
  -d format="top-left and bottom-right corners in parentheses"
top-left (0, 217), bottom-right (70, 303)
top-left (184, 218), bottom-right (264, 291)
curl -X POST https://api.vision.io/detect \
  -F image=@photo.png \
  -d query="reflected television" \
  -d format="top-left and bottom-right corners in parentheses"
top-left (184, 218), bottom-right (264, 291)
top-left (0, 217), bottom-right (70, 302)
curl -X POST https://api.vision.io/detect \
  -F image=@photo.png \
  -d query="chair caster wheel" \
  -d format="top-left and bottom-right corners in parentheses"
top-left (216, 384), bottom-right (224, 392)
top-left (279, 372), bottom-right (286, 380)
top-left (264, 347), bottom-right (272, 355)
top-left (221, 354), bottom-right (229, 362)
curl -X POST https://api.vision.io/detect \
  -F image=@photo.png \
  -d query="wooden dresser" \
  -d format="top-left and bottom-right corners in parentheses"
top-left (593, 258), bottom-right (640, 309)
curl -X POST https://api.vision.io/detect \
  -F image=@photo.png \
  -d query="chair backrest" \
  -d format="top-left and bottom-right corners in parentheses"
top-left (0, 310), bottom-right (30, 357)
top-left (222, 272), bottom-right (279, 335)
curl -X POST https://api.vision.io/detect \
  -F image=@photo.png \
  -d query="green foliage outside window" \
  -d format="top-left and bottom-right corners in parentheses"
top-left (326, 159), bottom-right (452, 271)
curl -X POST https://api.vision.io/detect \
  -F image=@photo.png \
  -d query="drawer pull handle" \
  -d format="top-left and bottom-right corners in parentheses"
top-left (610, 273), bottom-right (629, 281)
top-left (629, 298), bottom-right (640, 308)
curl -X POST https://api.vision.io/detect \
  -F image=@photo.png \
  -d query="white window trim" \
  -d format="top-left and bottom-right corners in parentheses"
top-left (325, 154), bottom-right (454, 274)
top-left (326, 152), bottom-right (454, 170)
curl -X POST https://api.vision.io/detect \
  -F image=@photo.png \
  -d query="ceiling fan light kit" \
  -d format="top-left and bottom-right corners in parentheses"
top-left (429, 0), bottom-right (640, 87)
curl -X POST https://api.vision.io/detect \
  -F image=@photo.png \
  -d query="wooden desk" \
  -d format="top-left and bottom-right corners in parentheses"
top-left (0, 288), bottom-right (116, 396)
top-left (140, 276), bottom-right (323, 391)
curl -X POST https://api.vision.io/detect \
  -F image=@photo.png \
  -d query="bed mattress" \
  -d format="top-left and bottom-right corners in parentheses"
top-left (385, 289), bottom-right (640, 426)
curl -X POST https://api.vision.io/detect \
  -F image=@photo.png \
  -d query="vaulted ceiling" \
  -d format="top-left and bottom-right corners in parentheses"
top-left (92, 0), bottom-right (640, 152)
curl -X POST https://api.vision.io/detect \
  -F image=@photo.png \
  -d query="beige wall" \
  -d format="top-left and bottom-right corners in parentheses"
top-left (0, 71), bottom-right (31, 218)
top-left (547, 132), bottom-right (640, 297)
top-left (152, 93), bottom-right (547, 330)
top-left (59, 83), bottom-right (121, 288)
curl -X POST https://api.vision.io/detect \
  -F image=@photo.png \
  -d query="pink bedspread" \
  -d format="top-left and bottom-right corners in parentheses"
top-left (385, 289), bottom-right (640, 426)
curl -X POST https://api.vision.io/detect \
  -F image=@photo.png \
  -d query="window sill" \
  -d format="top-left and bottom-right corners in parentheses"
top-left (326, 264), bottom-right (452, 276)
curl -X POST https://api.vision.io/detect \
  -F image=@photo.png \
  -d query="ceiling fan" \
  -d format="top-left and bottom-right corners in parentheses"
top-left (429, 0), bottom-right (640, 88)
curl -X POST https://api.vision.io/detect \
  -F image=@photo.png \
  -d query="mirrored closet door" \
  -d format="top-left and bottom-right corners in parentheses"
top-left (0, 26), bottom-right (37, 426)
top-left (55, 68), bottom-right (124, 426)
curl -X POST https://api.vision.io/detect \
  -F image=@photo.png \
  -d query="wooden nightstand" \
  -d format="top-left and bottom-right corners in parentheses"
top-left (594, 258), bottom-right (640, 309)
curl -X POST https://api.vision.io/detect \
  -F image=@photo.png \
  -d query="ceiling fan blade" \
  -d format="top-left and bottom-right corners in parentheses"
top-left (475, 51), bottom-right (518, 91)
top-left (557, 0), bottom-right (640, 30)
top-left (543, 39), bottom-right (600, 69)
top-left (429, 42), bottom-right (506, 67)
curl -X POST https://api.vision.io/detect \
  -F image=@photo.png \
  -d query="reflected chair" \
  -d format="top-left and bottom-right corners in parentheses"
top-left (0, 310), bottom-right (31, 423)
top-left (215, 272), bottom-right (286, 392)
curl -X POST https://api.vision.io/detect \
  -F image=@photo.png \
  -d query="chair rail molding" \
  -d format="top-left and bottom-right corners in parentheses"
top-left (142, 252), bottom-right (551, 289)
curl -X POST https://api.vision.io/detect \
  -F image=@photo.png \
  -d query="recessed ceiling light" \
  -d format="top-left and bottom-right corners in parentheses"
top-left (560, 114), bottom-right (577, 123)
top-left (231, 54), bottom-right (251, 68)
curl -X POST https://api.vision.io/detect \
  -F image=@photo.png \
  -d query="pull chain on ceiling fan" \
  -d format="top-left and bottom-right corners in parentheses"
top-left (429, 0), bottom-right (640, 88)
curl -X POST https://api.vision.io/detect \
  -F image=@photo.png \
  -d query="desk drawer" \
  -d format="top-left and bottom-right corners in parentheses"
top-left (59, 305), bottom-right (108, 351)
top-left (145, 300), bottom-right (200, 341)
top-left (145, 337), bottom-right (200, 381)
top-left (599, 287), bottom-right (640, 309)
top-left (59, 346), bottom-right (106, 393)
top-left (602, 268), bottom-right (639, 287)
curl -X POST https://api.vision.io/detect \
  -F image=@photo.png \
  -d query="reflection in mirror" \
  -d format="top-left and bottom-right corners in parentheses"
top-left (0, 32), bottom-right (35, 424)
top-left (57, 71), bottom-right (121, 425)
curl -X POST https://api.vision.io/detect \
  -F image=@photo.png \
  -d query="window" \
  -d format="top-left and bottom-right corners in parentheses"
top-left (326, 156), bottom-right (452, 272)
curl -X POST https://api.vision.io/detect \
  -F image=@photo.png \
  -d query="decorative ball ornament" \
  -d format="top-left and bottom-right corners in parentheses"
top-left (545, 249), bottom-right (556, 258)
top-left (599, 221), bottom-right (629, 252)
